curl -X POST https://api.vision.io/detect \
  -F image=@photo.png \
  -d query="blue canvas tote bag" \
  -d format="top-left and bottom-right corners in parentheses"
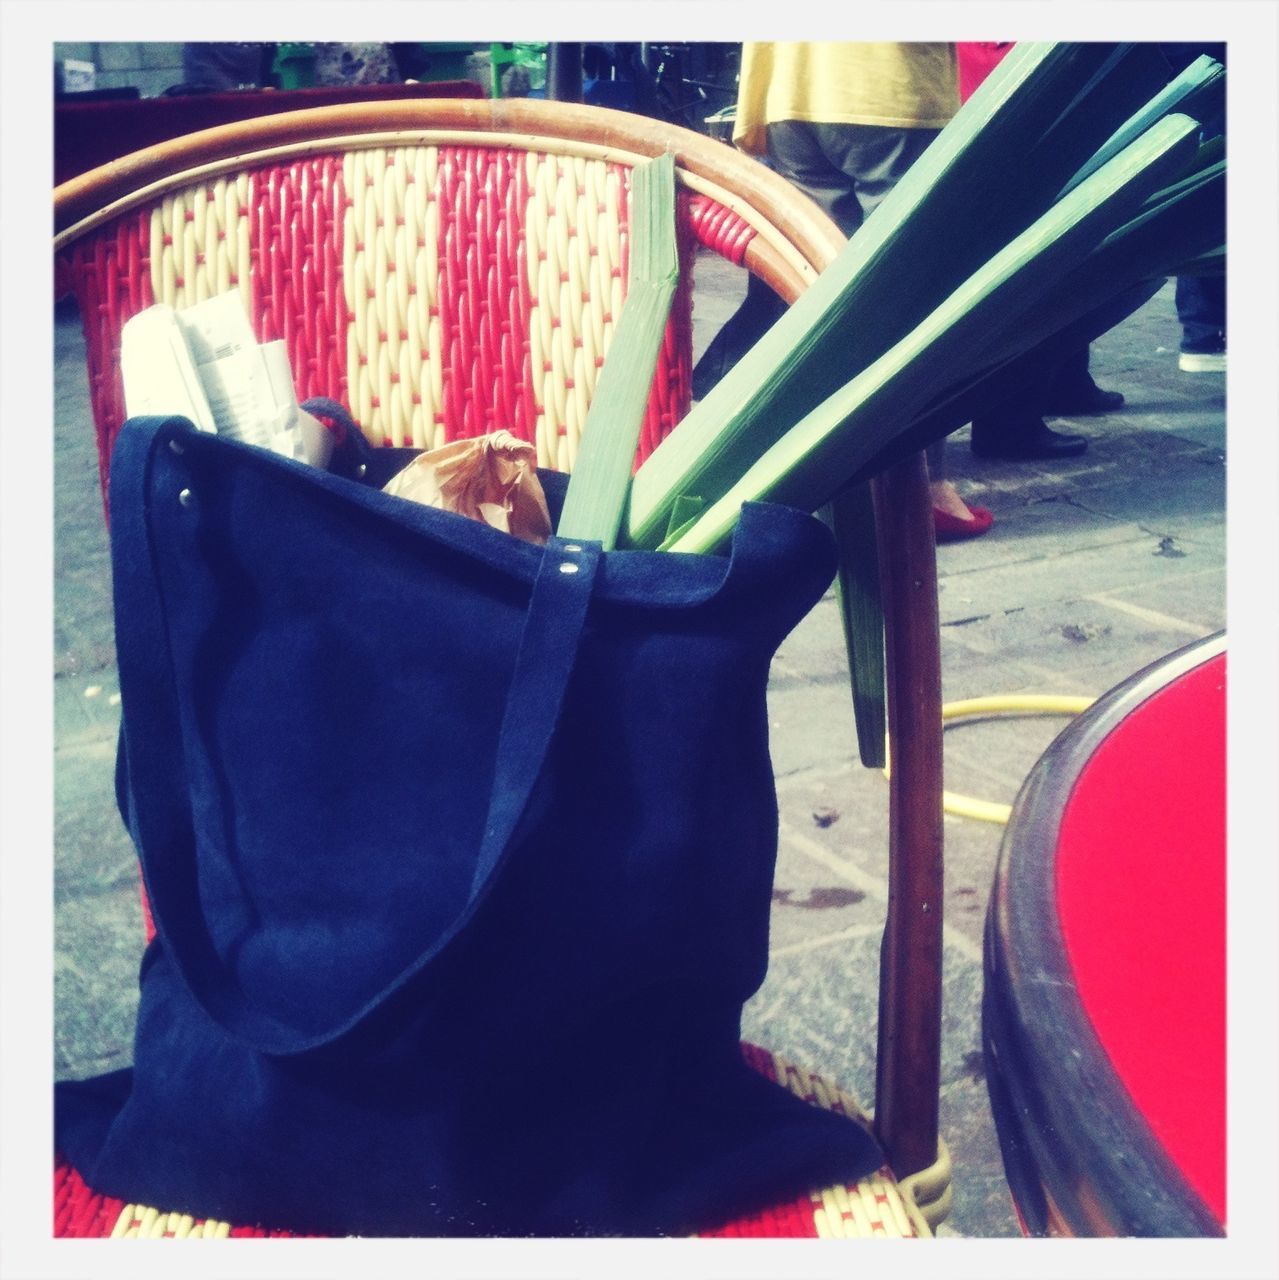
top-left (55, 415), bottom-right (884, 1236)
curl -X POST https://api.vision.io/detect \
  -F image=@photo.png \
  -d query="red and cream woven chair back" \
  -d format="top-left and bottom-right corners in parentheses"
top-left (53, 97), bottom-right (949, 1240)
top-left (55, 99), bottom-right (832, 498)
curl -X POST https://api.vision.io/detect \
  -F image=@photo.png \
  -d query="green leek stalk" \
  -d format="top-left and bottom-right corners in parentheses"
top-left (1175, 246), bottom-right (1226, 276)
top-left (661, 114), bottom-right (1201, 555)
top-left (556, 152), bottom-right (678, 548)
top-left (823, 484), bottom-right (887, 768)
top-left (822, 54), bottom-right (1221, 761)
top-left (954, 160), bottom-right (1227, 398)
top-left (825, 144), bottom-right (1219, 764)
top-left (624, 43), bottom-right (1219, 763)
top-left (875, 158), bottom-right (1225, 472)
top-left (1061, 55), bottom-right (1224, 193)
top-left (621, 41), bottom-right (1191, 550)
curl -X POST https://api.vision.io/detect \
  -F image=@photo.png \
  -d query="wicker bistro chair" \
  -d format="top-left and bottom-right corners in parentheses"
top-left (53, 97), bottom-right (949, 1240)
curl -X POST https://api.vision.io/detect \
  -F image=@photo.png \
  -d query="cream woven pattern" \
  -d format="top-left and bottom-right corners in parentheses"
top-left (522, 149), bottom-right (625, 472)
top-left (148, 176), bottom-right (254, 312)
top-left (111, 1205), bottom-right (232, 1238)
top-left (766, 1050), bottom-right (923, 1238)
top-left (343, 146), bottom-right (442, 448)
top-left (342, 146), bottom-right (625, 466)
top-left (136, 147), bottom-right (631, 466)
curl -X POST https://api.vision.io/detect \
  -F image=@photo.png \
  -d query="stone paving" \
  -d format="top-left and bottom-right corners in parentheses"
top-left (52, 252), bottom-right (1225, 1237)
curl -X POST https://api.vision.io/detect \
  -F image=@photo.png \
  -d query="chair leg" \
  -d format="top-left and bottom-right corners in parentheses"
top-left (870, 451), bottom-right (945, 1180)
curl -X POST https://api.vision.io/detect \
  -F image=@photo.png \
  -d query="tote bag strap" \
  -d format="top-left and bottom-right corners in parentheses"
top-left (109, 417), bottom-right (602, 1055)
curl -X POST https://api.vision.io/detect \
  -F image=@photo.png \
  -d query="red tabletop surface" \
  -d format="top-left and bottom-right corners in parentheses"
top-left (1055, 652), bottom-right (1226, 1225)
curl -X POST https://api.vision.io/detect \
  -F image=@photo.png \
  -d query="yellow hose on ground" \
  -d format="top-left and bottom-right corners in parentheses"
top-left (884, 695), bottom-right (1096, 825)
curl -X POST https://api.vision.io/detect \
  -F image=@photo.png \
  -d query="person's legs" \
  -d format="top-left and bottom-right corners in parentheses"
top-left (969, 341), bottom-right (1089, 460)
top-left (927, 437), bottom-right (992, 540)
top-left (691, 120), bottom-right (855, 399)
top-left (696, 120), bottom-right (987, 532)
top-left (1176, 274), bottom-right (1226, 346)
top-left (1175, 273), bottom-right (1226, 371)
top-left (818, 124), bottom-right (938, 226)
top-left (786, 121), bottom-right (989, 534)
top-left (690, 273), bottom-right (787, 399)
top-left (1041, 341), bottom-right (1125, 415)
top-left (1162, 47), bottom-right (1226, 371)
top-left (765, 119), bottom-right (873, 236)
top-left (696, 122), bottom-right (936, 399)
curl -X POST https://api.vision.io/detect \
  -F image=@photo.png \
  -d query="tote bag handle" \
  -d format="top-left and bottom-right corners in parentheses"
top-left (109, 417), bottom-right (602, 1056)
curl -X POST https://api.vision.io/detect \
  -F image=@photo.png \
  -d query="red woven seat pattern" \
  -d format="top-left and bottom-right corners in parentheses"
top-left (59, 210), bottom-right (157, 513)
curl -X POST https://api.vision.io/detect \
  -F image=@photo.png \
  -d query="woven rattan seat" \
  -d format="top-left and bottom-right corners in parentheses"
top-left (54, 96), bottom-right (949, 1239)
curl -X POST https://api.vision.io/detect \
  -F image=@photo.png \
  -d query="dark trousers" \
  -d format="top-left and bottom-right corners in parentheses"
top-left (693, 122), bottom-right (947, 472)
top-left (1175, 274), bottom-right (1226, 348)
top-left (763, 120), bottom-right (939, 235)
top-left (972, 340), bottom-right (1090, 435)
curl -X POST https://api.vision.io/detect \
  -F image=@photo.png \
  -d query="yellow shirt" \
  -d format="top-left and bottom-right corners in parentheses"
top-left (733, 43), bottom-right (960, 156)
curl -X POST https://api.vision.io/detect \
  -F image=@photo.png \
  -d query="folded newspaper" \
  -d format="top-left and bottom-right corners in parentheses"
top-left (120, 290), bottom-right (333, 468)
top-left (118, 289), bottom-right (552, 539)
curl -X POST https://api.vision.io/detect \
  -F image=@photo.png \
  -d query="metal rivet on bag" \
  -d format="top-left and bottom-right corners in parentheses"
top-left (178, 488), bottom-right (194, 507)
top-left (356, 463), bottom-right (368, 478)
top-left (558, 562), bottom-right (580, 575)
top-left (168, 438), bottom-right (185, 455)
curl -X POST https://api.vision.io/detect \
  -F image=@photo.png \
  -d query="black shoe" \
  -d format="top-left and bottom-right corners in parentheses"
top-left (1042, 376), bottom-right (1125, 416)
top-left (970, 417), bottom-right (1089, 460)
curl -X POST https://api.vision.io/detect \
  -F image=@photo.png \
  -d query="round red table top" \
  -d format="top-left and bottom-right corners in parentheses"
top-left (985, 634), bottom-right (1227, 1236)
top-left (1055, 649), bottom-right (1226, 1224)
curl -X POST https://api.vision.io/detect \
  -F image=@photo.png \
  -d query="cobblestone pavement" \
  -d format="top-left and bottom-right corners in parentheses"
top-left (52, 255), bottom-right (1224, 1237)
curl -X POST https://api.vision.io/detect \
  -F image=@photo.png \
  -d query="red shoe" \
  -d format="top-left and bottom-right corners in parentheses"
top-left (934, 504), bottom-right (993, 542)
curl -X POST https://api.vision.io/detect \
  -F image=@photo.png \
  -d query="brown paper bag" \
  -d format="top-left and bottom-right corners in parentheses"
top-left (383, 431), bottom-right (552, 545)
